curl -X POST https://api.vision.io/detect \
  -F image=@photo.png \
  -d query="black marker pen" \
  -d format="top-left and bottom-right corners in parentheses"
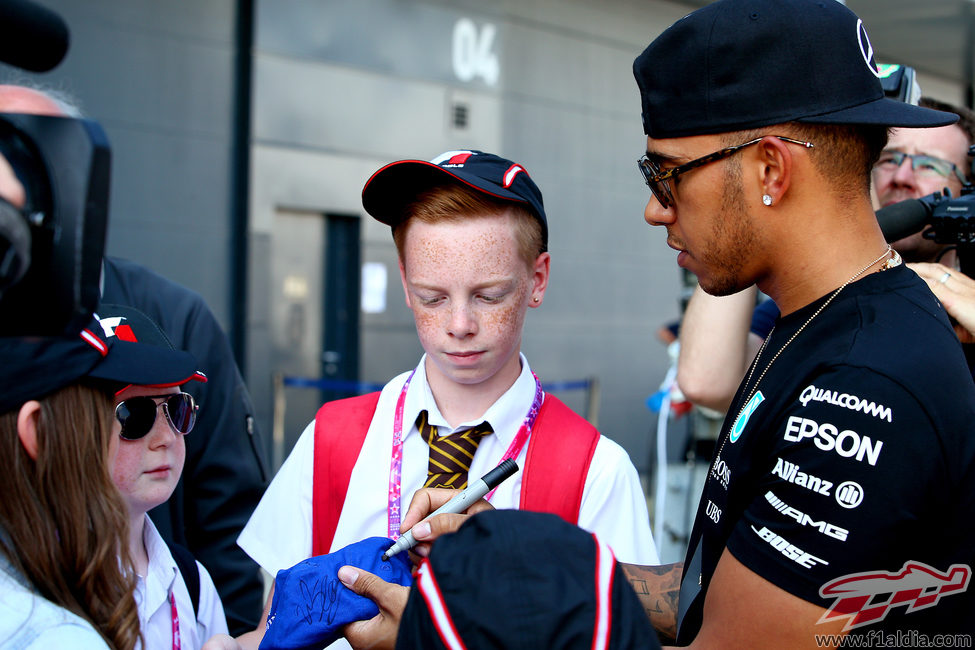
top-left (382, 458), bottom-right (519, 561)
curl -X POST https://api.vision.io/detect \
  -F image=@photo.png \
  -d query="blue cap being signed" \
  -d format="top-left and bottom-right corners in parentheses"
top-left (260, 536), bottom-right (413, 650)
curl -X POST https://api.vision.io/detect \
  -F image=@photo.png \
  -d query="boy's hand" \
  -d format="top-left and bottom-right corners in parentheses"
top-left (400, 487), bottom-right (495, 558)
top-left (339, 566), bottom-right (410, 650)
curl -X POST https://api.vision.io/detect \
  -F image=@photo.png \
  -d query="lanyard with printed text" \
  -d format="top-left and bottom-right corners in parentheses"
top-left (386, 369), bottom-right (544, 539)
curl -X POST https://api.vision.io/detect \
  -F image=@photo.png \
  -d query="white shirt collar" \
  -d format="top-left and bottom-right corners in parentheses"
top-left (402, 353), bottom-right (538, 447)
top-left (136, 515), bottom-right (178, 607)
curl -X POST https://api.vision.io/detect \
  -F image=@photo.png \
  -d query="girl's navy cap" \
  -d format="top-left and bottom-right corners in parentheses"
top-left (0, 303), bottom-right (205, 414)
top-left (361, 150), bottom-right (548, 247)
top-left (633, 0), bottom-right (958, 139)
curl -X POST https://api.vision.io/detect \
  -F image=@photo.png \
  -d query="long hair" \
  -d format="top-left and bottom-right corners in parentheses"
top-left (0, 382), bottom-right (141, 650)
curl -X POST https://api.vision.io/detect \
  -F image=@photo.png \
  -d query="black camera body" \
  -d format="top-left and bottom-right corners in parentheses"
top-left (876, 161), bottom-right (975, 278)
top-left (926, 190), bottom-right (975, 247)
top-left (919, 183), bottom-right (975, 277)
top-left (0, 114), bottom-right (111, 336)
top-left (926, 143), bottom-right (975, 251)
top-left (873, 64), bottom-right (975, 276)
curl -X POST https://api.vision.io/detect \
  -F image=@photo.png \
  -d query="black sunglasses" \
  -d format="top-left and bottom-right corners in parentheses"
top-left (115, 392), bottom-right (198, 441)
top-left (637, 135), bottom-right (815, 209)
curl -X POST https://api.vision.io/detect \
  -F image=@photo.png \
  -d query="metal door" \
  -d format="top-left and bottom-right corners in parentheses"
top-left (269, 209), bottom-right (360, 466)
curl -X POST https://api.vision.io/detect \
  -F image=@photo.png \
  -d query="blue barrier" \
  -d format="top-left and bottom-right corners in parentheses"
top-left (281, 376), bottom-right (384, 393)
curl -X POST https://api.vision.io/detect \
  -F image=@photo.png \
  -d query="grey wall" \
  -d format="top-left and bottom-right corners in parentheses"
top-left (246, 0), bottom-right (699, 472)
top-left (1, 0), bottom-right (239, 324)
top-left (4, 0), bottom-right (967, 478)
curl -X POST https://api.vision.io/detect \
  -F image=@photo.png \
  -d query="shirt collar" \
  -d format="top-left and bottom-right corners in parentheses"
top-left (142, 514), bottom-right (178, 592)
top-left (402, 353), bottom-right (537, 447)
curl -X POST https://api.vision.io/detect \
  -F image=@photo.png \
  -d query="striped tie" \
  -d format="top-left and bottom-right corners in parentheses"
top-left (417, 410), bottom-right (492, 489)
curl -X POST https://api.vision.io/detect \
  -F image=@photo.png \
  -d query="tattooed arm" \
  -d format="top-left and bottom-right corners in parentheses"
top-left (621, 561), bottom-right (682, 644)
top-left (623, 551), bottom-right (848, 650)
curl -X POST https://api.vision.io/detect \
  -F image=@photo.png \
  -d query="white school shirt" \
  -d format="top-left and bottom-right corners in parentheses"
top-left (239, 354), bottom-right (658, 576)
top-left (136, 516), bottom-right (228, 650)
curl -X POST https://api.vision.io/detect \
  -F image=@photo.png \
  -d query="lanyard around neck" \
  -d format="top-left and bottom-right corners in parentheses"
top-left (385, 369), bottom-right (544, 539)
top-left (136, 562), bottom-right (181, 650)
top-left (170, 588), bottom-right (181, 650)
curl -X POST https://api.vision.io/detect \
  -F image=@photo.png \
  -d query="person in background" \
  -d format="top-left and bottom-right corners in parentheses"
top-left (0, 123), bottom-right (139, 649)
top-left (210, 150), bottom-right (656, 650)
top-left (0, 344), bottom-right (140, 649)
top-left (910, 262), bottom-right (975, 344)
top-left (101, 257), bottom-right (268, 636)
top-left (874, 97), bottom-right (975, 267)
top-left (100, 303), bottom-right (229, 649)
top-left (0, 82), bottom-right (270, 634)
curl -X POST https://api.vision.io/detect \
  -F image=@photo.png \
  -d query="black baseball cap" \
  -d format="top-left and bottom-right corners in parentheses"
top-left (395, 510), bottom-right (660, 650)
top-left (633, 0), bottom-right (958, 139)
top-left (0, 303), bottom-right (205, 414)
top-left (361, 150), bottom-right (548, 248)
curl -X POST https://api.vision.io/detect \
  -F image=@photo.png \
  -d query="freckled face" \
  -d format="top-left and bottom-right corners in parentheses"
top-left (111, 385), bottom-right (185, 518)
top-left (400, 212), bottom-right (541, 391)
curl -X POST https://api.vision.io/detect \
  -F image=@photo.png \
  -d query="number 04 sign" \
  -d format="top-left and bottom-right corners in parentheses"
top-left (452, 18), bottom-right (500, 86)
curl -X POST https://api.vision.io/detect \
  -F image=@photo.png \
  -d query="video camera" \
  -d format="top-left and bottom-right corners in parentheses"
top-left (876, 178), bottom-right (975, 277)
top-left (0, 115), bottom-right (110, 335)
top-left (0, 0), bottom-right (112, 336)
top-left (873, 63), bottom-right (975, 277)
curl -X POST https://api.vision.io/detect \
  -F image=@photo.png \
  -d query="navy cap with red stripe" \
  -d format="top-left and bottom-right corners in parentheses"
top-left (87, 303), bottom-right (206, 391)
top-left (0, 303), bottom-right (205, 414)
top-left (395, 510), bottom-right (660, 650)
top-left (361, 150), bottom-right (548, 248)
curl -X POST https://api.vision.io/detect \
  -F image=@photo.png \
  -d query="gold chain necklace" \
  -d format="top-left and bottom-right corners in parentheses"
top-left (732, 244), bottom-right (896, 434)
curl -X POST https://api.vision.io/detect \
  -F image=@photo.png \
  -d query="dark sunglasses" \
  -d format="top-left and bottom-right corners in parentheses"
top-left (637, 135), bottom-right (815, 209)
top-left (115, 392), bottom-right (198, 441)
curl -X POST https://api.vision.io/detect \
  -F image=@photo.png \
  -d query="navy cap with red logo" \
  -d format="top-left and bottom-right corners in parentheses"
top-left (395, 509), bottom-right (660, 650)
top-left (0, 303), bottom-right (205, 414)
top-left (633, 0), bottom-right (957, 138)
top-left (87, 303), bottom-right (206, 391)
top-left (361, 150), bottom-right (548, 248)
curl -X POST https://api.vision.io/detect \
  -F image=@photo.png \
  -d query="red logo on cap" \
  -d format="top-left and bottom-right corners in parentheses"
top-left (114, 324), bottom-right (138, 342)
top-left (446, 153), bottom-right (473, 166)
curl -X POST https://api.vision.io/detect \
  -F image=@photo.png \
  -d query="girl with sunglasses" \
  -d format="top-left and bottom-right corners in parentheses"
top-left (0, 304), bottom-right (212, 649)
top-left (98, 304), bottom-right (229, 649)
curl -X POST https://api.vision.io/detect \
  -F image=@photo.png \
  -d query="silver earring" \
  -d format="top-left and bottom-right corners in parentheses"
top-left (533, 297), bottom-right (540, 303)
top-left (762, 194), bottom-right (773, 206)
